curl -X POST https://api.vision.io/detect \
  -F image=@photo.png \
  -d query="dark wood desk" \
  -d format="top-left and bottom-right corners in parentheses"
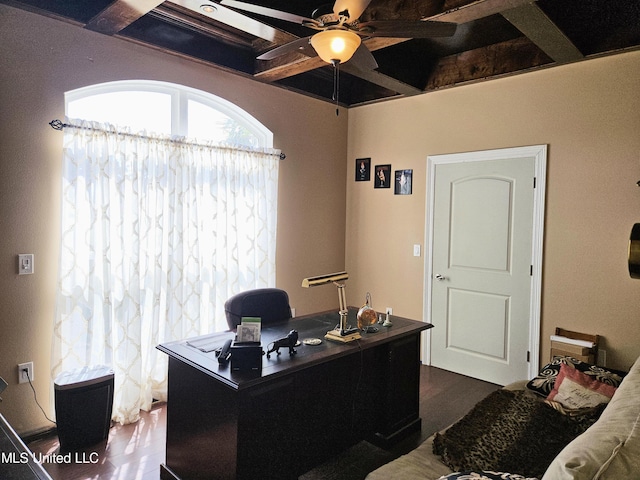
top-left (157, 308), bottom-right (432, 480)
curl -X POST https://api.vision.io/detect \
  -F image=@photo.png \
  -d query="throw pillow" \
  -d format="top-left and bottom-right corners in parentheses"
top-left (432, 389), bottom-right (600, 478)
top-left (526, 356), bottom-right (623, 397)
top-left (437, 472), bottom-right (539, 480)
top-left (546, 363), bottom-right (617, 409)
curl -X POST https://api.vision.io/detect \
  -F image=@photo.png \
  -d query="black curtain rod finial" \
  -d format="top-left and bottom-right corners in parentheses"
top-left (49, 119), bottom-right (65, 130)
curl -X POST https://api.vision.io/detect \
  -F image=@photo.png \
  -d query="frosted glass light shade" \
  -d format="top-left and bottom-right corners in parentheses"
top-left (310, 30), bottom-right (361, 64)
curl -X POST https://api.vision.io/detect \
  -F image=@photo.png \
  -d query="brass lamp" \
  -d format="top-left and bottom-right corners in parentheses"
top-left (302, 271), bottom-right (358, 337)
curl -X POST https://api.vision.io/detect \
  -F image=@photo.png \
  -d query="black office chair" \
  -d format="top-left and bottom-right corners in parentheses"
top-left (224, 288), bottom-right (292, 330)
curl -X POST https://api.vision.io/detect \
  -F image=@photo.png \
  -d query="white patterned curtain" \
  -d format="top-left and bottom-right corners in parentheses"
top-left (52, 118), bottom-right (279, 424)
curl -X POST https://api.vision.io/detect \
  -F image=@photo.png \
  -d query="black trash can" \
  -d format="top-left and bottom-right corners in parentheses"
top-left (54, 366), bottom-right (114, 451)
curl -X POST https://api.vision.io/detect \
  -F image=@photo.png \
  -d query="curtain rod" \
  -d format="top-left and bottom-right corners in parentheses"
top-left (49, 119), bottom-right (286, 160)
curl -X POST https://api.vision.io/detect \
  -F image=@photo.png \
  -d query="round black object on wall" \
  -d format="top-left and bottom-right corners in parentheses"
top-left (629, 223), bottom-right (640, 279)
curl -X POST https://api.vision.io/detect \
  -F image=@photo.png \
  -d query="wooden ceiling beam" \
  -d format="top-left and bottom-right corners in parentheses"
top-left (424, 36), bottom-right (551, 90)
top-left (501, 2), bottom-right (584, 63)
top-left (432, 0), bottom-right (533, 23)
top-left (85, 0), bottom-right (164, 34)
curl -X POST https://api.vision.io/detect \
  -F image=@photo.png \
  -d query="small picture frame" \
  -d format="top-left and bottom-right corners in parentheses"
top-left (374, 164), bottom-right (391, 189)
top-left (395, 169), bottom-right (413, 195)
top-left (355, 158), bottom-right (371, 181)
top-left (238, 317), bottom-right (261, 342)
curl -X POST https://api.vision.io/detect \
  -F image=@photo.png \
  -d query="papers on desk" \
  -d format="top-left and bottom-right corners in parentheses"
top-left (550, 335), bottom-right (595, 349)
top-left (187, 335), bottom-right (229, 353)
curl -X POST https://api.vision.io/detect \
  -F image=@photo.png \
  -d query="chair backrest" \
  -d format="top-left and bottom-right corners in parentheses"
top-left (224, 288), bottom-right (292, 330)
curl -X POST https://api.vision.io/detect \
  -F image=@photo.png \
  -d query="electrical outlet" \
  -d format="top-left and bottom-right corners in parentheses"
top-left (598, 349), bottom-right (607, 367)
top-left (385, 307), bottom-right (393, 315)
top-left (18, 362), bottom-right (34, 384)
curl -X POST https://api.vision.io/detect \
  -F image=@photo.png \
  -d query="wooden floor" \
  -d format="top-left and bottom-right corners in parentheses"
top-left (27, 366), bottom-right (499, 480)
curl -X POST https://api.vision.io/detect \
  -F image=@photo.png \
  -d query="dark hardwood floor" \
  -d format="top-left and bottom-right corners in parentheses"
top-left (27, 366), bottom-right (499, 480)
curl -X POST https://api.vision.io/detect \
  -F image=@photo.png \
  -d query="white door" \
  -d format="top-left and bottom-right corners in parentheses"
top-left (424, 146), bottom-right (546, 386)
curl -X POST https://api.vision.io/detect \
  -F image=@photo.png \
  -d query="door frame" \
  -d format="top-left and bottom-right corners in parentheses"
top-left (422, 145), bottom-right (547, 381)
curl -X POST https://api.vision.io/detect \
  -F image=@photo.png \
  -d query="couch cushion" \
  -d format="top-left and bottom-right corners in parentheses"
top-left (542, 356), bottom-right (640, 480)
top-left (594, 410), bottom-right (640, 479)
top-left (364, 436), bottom-right (453, 480)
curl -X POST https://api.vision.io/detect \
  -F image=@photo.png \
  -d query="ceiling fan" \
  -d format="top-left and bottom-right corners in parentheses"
top-left (219, 0), bottom-right (457, 70)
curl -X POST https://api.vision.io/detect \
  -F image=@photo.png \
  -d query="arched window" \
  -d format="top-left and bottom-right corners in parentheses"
top-left (65, 79), bottom-right (273, 147)
top-left (54, 81), bottom-right (279, 424)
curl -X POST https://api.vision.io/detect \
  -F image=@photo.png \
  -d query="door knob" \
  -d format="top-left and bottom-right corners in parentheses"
top-left (435, 274), bottom-right (446, 281)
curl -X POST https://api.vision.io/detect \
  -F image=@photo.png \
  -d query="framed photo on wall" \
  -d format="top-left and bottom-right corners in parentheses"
top-left (374, 164), bottom-right (391, 188)
top-left (395, 169), bottom-right (413, 195)
top-left (355, 158), bottom-right (371, 181)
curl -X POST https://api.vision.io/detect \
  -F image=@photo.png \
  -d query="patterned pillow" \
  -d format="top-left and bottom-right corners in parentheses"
top-left (526, 356), bottom-right (624, 397)
top-left (546, 363), bottom-right (617, 409)
top-left (437, 473), bottom-right (539, 480)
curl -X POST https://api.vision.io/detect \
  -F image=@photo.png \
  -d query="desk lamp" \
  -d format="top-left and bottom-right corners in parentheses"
top-left (302, 271), bottom-right (360, 340)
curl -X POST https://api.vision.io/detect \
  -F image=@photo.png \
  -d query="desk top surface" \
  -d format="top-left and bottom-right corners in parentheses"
top-left (157, 308), bottom-right (432, 390)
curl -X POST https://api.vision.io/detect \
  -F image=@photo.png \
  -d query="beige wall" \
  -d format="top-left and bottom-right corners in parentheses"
top-left (2, 2), bottom-right (639, 437)
top-left (0, 5), bottom-right (347, 434)
top-left (346, 50), bottom-right (640, 373)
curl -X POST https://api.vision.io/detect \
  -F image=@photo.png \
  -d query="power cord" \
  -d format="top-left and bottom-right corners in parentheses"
top-left (23, 368), bottom-right (56, 425)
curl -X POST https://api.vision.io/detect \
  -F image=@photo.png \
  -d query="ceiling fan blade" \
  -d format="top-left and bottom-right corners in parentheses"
top-left (333, 0), bottom-right (372, 22)
top-left (358, 20), bottom-right (457, 38)
top-left (347, 43), bottom-right (378, 70)
top-left (171, 0), bottom-right (280, 42)
top-left (257, 36), bottom-right (316, 60)
top-left (220, 0), bottom-right (317, 26)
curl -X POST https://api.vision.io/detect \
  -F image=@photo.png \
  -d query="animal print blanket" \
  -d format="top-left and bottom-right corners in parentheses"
top-left (433, 389), bottom-right (602, 478)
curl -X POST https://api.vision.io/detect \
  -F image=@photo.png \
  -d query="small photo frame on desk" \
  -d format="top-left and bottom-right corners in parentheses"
top-left (237, 317), bottom-right (261, 342)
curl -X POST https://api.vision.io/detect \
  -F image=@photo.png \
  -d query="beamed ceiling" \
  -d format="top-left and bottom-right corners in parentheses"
top-left (4, 0), bottom-right (640, 106)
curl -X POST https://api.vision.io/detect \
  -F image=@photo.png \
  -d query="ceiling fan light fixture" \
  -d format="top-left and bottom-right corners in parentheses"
top-left (310, 29), bottom-right (361, 64)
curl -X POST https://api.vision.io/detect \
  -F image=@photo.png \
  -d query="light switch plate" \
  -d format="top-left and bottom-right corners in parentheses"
top-left (18, 254), bottom-right (34, 275)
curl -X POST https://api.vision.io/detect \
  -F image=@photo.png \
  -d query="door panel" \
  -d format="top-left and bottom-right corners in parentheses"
top-left (448, 289), bottom-right (509, 360)
top-left (450, 177), bottom-right (512, 271)
top-left (427, 147), bottom-right (545, 386)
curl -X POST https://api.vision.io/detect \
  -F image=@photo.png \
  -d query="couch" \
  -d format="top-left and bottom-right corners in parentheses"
top-left (365, 355), bottom-right (640, 480)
